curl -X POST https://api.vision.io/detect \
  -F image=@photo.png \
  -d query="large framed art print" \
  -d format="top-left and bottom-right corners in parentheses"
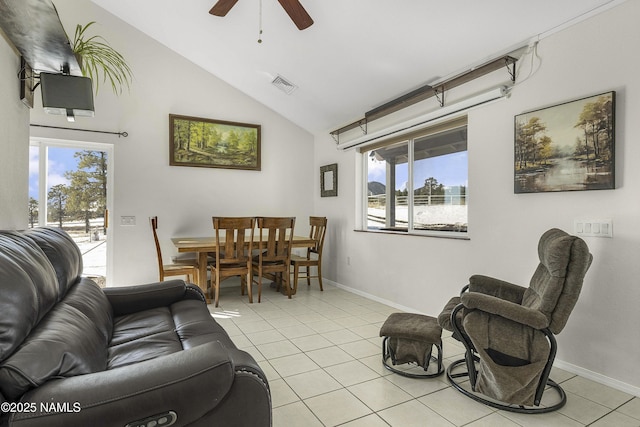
top-left (169, 114), bottom-right (261, 171)
top-left (514, 91), bottom-right (615, 193)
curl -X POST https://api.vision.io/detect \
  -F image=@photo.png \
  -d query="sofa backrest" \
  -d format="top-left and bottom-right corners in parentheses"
top-left (0, 232), bottom-right (60, 361)
top-left (0, 228), bottom-right (113, 401)
top-left (23, 227), bottom-right (83, 297)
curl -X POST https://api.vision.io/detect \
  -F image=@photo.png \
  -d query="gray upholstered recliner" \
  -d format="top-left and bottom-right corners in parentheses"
top-left (438, 228), bottom-right (592, 413)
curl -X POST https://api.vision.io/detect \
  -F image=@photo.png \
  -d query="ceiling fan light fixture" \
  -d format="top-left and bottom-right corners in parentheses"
top-left (272, 74), bottom-right (297, 95)
top-left (209, 0), bottom-right (313, 30)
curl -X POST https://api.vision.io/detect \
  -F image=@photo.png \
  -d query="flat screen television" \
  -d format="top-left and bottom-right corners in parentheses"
top-left (40, 72), bottom-right (94, 119)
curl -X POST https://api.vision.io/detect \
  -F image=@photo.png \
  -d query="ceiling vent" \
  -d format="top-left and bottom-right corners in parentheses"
top-left (271, 75), bottom-right (297, 95)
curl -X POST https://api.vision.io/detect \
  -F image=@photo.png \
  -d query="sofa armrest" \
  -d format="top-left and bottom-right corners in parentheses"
top-left (468, 274), bottom-right (527, 304)
top-left (9, 341), bottom-right (235, 427)
top-left (460, 292), bottom-right (549, 329)
top-left (103, 280), bottom-right (205, 316)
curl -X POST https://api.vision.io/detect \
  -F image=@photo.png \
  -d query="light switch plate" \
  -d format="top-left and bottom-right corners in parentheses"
top-left (120, 216), bottom-right (136, 226)
top-left (574, 219), bottom-right (612, 238)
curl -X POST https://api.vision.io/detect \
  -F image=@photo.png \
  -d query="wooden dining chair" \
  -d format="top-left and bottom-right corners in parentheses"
top-left (150, 216), bottom-right (199, 284)
top-left (291, 216), bottom-right (327, 292)
top-left (210, 216), bottom-right (255, 307)
top-left (252, 217), bottom-right (296, 300)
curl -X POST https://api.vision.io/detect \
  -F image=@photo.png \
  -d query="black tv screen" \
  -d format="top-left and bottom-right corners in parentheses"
top-left (40, 72), bottom-right (94, 118)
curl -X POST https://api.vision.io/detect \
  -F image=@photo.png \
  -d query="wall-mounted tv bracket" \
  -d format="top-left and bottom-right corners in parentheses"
top-left (18, 57), bottom-right (35, 108)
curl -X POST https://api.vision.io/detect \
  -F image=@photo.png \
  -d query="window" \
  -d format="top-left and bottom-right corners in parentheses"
top-left (362, 117), bottom-right (468, 236)
top-left (30, 138), bottom-right (114, 283)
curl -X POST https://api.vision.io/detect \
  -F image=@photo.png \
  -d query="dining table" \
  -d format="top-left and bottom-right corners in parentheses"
top-left (171, 234), bottom-right (315, 302)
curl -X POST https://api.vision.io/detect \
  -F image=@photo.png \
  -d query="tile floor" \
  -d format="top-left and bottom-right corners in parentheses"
top-left (208, 283), bottom-right (640, 427)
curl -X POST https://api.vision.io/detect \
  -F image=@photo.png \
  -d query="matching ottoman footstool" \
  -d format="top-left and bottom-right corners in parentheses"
top-left (379, 312), bottom-right (444, 378)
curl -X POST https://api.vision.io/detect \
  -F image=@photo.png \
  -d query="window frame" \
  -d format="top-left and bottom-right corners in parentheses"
top-left (358, 116), bottom-right (469, 239)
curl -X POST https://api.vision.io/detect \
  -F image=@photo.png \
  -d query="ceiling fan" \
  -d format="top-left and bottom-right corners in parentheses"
top-left (209, 0), bottom-right (314, 30)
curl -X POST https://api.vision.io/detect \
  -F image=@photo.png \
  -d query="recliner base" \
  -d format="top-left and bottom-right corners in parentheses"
top-left (446, 358), bottom-right (567, 413)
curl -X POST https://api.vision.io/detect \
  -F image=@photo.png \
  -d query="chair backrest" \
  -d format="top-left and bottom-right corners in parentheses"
top-left (150, 216), bottom-right (164, 274)
top-left (213, 217), bottom-right (255, 265)
top-left (308, 216), bottom-right (327, 256)
top-left (256, 217), bottom-right (296, 263)
top-left (522, 228), bottom-right (592, 334)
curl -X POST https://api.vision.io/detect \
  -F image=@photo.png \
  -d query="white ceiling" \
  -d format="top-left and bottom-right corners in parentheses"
top-left (92, 0), bottom-right (623, 134)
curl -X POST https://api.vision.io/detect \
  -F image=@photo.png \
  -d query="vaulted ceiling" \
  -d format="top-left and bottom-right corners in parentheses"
top-left (92, 0), bottom-right (625, 134)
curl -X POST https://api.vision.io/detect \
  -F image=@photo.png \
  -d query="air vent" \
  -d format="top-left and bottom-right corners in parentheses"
top-left (271, 75), bottom-right (297, 95)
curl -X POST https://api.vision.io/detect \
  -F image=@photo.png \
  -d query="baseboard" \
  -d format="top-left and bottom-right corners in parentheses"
top-left (326, 279), bottom-right (640, 398)
top-left (325, 279), bottom-right (429, 315)
top-left (553, 359), bottom-right (640, 397)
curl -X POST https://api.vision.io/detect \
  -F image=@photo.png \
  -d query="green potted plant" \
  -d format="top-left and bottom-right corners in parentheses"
top-left (70, 21), bottom-right (133, 95)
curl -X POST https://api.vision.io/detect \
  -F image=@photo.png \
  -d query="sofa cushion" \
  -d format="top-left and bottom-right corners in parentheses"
top-left (0, 280), bottom-right (111, 400)
top-left (107, 299), bottom-right (238, 370)
top-left (108, 308), bottom-right (183, 369)
top-left (0, 232), bottom-right (59, 361)
top-left (24, 227), bottom-right (83, 297)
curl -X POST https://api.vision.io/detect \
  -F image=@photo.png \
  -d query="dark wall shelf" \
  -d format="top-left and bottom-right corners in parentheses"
top-left (330, 56), bottom-right (517, 142)
top-left (0, 0), bottom-right (80, 75)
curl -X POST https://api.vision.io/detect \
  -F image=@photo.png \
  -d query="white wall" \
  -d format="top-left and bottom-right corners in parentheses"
top-left (314, 1), bottom-right (640, 393)
top-left (28, 0), bottom-right (314, 285)
top-left (0, 32), bottom-right (30, 229)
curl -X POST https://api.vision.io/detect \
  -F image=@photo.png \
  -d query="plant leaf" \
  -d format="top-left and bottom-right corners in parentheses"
top-left (71, 21), bottom-right (133, 95)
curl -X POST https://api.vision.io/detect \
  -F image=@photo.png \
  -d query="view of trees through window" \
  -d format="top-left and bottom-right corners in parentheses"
top-left (29, 145), bottom-right (108, 281)
top-left (365, 124), bottom-right (468, 234)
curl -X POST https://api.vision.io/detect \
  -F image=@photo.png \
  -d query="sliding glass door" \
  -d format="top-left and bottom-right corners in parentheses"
top-left (29, 138), bottom-right (114, 286)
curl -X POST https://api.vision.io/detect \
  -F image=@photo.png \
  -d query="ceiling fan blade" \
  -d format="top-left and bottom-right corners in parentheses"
top-left (209, 0), bottom-right (239, 16)
top-left (277, 0), bottom-right (314, 30)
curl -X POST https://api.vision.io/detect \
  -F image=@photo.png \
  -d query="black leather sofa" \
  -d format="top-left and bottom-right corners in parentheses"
top-left (0, 227), bottom-right (271, 427)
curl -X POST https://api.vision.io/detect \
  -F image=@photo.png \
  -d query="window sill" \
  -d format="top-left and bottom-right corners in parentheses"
top-left (354, 229), bottom-right (470, 240)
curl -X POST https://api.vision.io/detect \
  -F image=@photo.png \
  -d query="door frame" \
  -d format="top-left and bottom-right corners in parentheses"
top-left (29, 137), bottom-right (115, 286)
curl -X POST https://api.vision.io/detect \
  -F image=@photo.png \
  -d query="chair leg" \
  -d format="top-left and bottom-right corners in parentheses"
top-left (305, 265), bottom-right (311, 287)
top-left (317, 264), bottom-right (323, 291)
top-left (243, 275), bottom-right (253, 303)
top-left (256, 275), bottom-right (262, 303)
top-left (205, 272), bottom-right (212, 299)
top-left (284, 271), bottom-right (292, 299)
top-left (214, 274), bottom-right (220, 308)
top-left (293, 264), bottom-right (299, 295)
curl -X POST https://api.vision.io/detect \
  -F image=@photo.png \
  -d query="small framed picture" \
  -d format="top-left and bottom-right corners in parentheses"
top-left (320, 163), bottom-right (338, 197)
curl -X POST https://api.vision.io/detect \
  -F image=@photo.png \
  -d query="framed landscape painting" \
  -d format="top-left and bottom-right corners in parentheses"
top-left (514, 91), bottom-right (615, 193)
top-left (169, 114), bottom-right (261, 170)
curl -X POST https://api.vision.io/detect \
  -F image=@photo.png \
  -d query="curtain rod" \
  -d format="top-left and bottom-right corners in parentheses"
top-left (30, 124), bottom-right (128, 137)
